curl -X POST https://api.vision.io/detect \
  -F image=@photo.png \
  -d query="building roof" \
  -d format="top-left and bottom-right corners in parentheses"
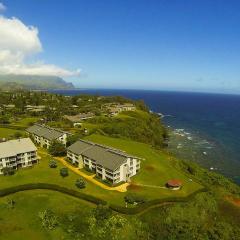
top-left (68, 140), bottom-right (93, 154)
top-left (0, 138), bottom-right (37, 159)
top-left (26, 124), bottom-right (67, 140)
top-left (68, 139), bottom-right (138, 171)
top-left (167, 179), bottom-right (183, 187)
top-left (64, 113), bottom-right (95, 122)
top-left (82, 145), bottom-right (127, 170)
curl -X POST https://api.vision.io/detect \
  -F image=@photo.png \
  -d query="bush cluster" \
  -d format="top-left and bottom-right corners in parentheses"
top-left (75, 178), bottom-right (86, 189)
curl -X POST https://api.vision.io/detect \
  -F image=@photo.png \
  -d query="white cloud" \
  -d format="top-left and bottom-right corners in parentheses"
top-left (0, 2), bottom-right (6, 12)
top-left (0, 15), bottom-right (80, 77)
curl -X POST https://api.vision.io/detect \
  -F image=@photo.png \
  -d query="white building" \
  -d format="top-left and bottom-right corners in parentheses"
top-left (104, 103), bottom-right (136, 116)
top-left (67, 139), bottom-right (141, 184)
top-left (0, 138), bottom-right (38, 174)
top-left (26, 124), bottom-right (68, 148)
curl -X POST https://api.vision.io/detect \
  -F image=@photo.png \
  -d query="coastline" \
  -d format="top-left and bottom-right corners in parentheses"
top-left (48, 89), bottom-right (240, 185)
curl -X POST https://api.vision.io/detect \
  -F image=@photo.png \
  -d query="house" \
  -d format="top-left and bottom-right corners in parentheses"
top-left (25, 105), bottom-right (46, 112)
top-left (64, 112), bottom-right (95, 126)
top-left (0, 138), bottom-right (38, 174)
top-left (3, 104), bottom-right (15, 109)
top-left (67, 139), bottom-right (141, 184)
top-left (119, 103), bottom-right (136, 111)
top-left (104, 103), bottom-right (136, 116)
top-left (26, 124), bottom-right (69, 148)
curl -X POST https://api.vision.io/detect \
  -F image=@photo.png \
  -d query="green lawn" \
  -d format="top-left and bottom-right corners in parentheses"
top-left (12, 117), bottom-right (40, 127)
top-left (0, 117), bottom-right (39, 138)
top-left (0, 128), bottom-right (24, 138)
top-left (0, 133), bottom-right (203, 205)
top-left (0, 190), bottom-right (94, 240)
top-left (85, 134), bottom-right (203, 200)
top-left (0, 152), bottom-right (124, 206)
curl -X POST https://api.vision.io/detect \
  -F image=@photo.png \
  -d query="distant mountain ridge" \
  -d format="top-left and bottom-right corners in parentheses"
top-left (0, 74), bottom-right (75, 90)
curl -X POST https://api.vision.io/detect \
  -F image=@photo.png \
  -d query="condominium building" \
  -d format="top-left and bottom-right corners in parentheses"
top-left (0, 138), bottom-right (38, 174)
top-left (67, 139), bottom-right (141, 184)
top-left (26, 124), bottom-right (69, 148)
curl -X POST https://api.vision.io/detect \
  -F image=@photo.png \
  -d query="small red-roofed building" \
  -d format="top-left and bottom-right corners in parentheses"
top-left (166, 179), bottom-right (183, 190)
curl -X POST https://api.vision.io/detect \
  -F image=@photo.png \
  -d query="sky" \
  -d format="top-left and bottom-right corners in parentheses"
top-left (1, 0), bottom-right (240, 94)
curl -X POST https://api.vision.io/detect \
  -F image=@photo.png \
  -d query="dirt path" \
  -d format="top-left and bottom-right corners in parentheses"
top-left (226, 196), bottom-right (240, 207)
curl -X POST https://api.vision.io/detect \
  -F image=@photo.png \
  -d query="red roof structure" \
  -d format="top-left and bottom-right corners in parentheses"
top-left (167, 179), bottom-right (183, 188)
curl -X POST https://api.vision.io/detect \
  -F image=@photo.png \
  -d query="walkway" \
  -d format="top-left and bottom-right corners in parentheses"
top-left (38, 150), bottom-right (129, 192)
top-left (134, 183), bottom-right (167, 189)
top-left (55, 157), bottom-right (129, 192)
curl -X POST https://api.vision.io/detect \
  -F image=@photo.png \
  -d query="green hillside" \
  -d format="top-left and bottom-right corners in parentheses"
top-left (0, 74), bottom-right (74, 90)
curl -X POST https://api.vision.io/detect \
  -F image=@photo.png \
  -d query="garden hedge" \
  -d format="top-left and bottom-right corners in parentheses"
top-left (0, 124), bottom-right (25, 130)
top-left (0, 184), bottom-right (207, 215)
top-left (109, 187), bottom-right (207, 215)
top-left (0, 183), bottom-right (107, 205)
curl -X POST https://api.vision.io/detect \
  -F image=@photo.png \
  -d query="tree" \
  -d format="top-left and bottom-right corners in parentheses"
top-left (6, 198), bottom-right (15, 209)
top-left (48, 141), bottom-right (66, 156)
top-left (2, 167), bottom-right (15, 176)
top-left (60, 167), bottom-right (69, 177)
top-left (124, 193), bottom-right (146, 204)
top-left (75, 177), bottom-right (86, 189)
top-left (49, 160), bottom-right (57, 168)
top-left (66, 134), bottom-right (82, 147)
top-left (92, 205), bottom-right (112, 223)
top-left (38, 209), bottom-right (58, 230)
top-left (14, 131), bottom-right (23, 138)
top-left (0, 115), bottom-right (10, 124)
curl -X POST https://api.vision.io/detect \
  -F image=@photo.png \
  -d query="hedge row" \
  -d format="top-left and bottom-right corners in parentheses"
top-left (0, 124), bottom-right (25, 130)
top-left (109, 187), bottom-right (207, 215)
top-left (0, 183), bottom-right (107, 205)
top-left (0, 184), bottom-right (207, 215)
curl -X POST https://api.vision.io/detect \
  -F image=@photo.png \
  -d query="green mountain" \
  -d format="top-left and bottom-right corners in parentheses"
top-left (0, 74), bottom-right (75, 90)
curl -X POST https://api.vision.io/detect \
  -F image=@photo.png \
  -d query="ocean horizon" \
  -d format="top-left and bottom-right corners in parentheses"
top-left (50, 89), bottom-right (240, 185)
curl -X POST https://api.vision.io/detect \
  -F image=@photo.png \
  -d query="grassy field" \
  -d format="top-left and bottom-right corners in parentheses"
top-left (12, 117), bottom-right (40, 127)
top-left (0, 132), bottom-right (204, 239)
top-left (0, 127), bottom-right (24, 138)
top-left (0, 134), bottom-right (203, 206)
top-left (85, 134), bottom-right (203, 200)
top-left (0, 117), bottom-right (39, 138)
top-left (0, 190), bottom-right (94, 240)
top-left (0, 151), bottom-right (124, 206)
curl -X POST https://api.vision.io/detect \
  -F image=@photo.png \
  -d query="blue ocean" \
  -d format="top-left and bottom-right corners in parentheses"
top-left (50, 89), bottom-right (240, 184)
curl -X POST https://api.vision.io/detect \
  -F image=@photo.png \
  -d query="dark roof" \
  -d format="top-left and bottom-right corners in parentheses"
top-left (26, 124), bottom-right (67, 141)
top-left (82, 145), bottom-right (126, 170)
top-left (64, 113), bottom-right (95, 122)
top-left (67, 139), bottom-right (138, 171)
top-left (68, 140), bottom-right (93, 154)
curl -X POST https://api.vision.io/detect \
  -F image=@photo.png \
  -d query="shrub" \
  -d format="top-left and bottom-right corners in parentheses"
top-left (2, 167), bottom-right (15, 176)
top-left (38, 209), bottom-right (58, 230)
top-left (75, 178), bottom-right (86, 189)
top-left (49, 160), bottom-right (57, 168)
top-left (49, 141), bottom-right (66, 156)
top-left (0, 183), bottom-right (107, 205)
top-left (92, 204), bottom-right (113, 221)
top-left (60, 167), bottom-right (69, 177)
top-left (14, 132), bottom-right (23, 138)
top-left (124, 193), bottom-right (146, 204)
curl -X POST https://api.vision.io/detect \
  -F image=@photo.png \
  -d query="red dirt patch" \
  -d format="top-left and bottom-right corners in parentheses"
top-left (145, 165), bottom-right (155, 171)
top-left (127, 183), bottom-right (143, 191)
top-left (226, 196), bottom-right (240, 207)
